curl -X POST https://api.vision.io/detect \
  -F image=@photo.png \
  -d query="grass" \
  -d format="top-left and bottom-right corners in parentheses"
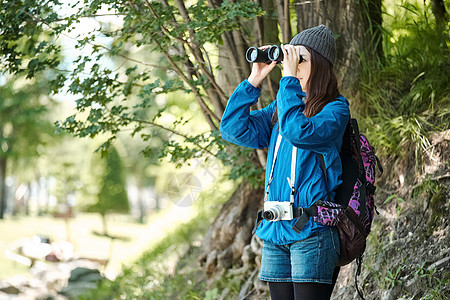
top-left (356, 0), bottom-right (450, 160)
top-left (0, 204), bottom-right (197, 281)
top-left (78, 177), bottom-right (237, 299)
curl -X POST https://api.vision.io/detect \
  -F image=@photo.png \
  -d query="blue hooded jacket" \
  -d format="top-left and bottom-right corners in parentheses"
top-left (220, 76), bottom-right (350, 245)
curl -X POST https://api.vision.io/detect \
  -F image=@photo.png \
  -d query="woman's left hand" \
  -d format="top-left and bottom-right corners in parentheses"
top-left (281, 45), bottom-right (301, 77)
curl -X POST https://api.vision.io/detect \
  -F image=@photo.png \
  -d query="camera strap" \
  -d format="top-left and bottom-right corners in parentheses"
top-left (265, 133), bottom-right (297, 203)
top-left (253, 133), bottom-right (283, 235)
top-left (264, 134), bottom-right (283, 201)
top-left (253, 133), bottom-right (300, 235)
top-left (252, 132), bottom-right (319, 235)
top-left (288, 146), bottom-right (297, 204)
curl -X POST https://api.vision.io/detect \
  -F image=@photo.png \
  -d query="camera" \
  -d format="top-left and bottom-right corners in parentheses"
top-left (263, 201), bottom-right (294, 221)
top-left (246, 45), bottom-right (284, 64)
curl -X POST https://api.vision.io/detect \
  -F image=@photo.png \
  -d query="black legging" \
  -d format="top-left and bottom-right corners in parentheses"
top-left (269, 267), bottom-right (340, 300)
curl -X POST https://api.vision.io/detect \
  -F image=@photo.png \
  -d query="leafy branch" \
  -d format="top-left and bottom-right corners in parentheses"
top-left (0, 0), bottom-right (265, 185)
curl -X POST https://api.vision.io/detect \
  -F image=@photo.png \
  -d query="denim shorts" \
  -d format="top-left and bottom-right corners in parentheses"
top-left (260, 227), bottom-right (340, 284)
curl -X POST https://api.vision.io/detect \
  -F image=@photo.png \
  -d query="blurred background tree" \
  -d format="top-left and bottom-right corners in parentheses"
top-left (0, 77), bottom-right (57, 219)
top-left (88, 146), bottom-right (129, 237)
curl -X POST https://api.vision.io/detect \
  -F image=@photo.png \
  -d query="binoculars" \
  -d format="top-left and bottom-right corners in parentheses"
top-left (246, 45), bottom-right (283, 64)
top-left (246, 45), bottom-right (304, 64)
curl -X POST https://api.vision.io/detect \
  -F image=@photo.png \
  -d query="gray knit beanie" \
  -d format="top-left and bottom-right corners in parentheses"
top-left (289, 24), bottom-right (336, 65)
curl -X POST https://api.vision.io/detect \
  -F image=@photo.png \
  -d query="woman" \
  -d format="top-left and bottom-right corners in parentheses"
top-left (220, 25), bottom-right (350, 300)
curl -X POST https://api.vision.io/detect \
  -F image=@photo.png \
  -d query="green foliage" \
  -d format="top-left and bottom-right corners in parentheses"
top-left (383, 194), bottom-right (405, 204)
top-left (0, 0), bottom-right (62, 77)
top-left (412, 263), bottom-right (450, 300)
top-left (383, 194), bottom-right (406, 216)
top-left (0, 0), bottom-right (265, 188)
top-left (413, 178), bottom-right (448, 235)
top-left (0, 74), bottom-right (60, 217)
top-left (384, 265), bottom-right (403, 289)
top-left (88, 146), bottom-right (129, 216)
top-left (367, 263), bottom-right (403, 290)
top-left (140, 127), bottom-right (263, 186)
top-left (214, 135), bottom-right (264, 187)
top-left (413, 176), bottom-right (445, 198)
top-left (0, 78), bottom-right (56, 161)
top-left (366, 249), bottom-right (450, 298)
top-left (359, 1), bottom-right (449, 161)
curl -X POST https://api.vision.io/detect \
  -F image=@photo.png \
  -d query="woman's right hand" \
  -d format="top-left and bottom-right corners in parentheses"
top-left (247, 46), bottom-right (277, 88)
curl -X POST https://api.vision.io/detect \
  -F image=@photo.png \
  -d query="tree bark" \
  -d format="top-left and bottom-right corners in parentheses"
top-left (199, 180), bottom-right (264, 273)
top-left (294, 0), bottom-right (383, 93)
top-left (431, 0), bottom-right (449, 49)
top-left (275, 0), bottom-right (292, 44)
top-left (431, 0), bottom-right (448, 28)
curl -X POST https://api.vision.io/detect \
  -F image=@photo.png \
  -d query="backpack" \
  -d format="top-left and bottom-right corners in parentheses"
top-left (314, 118), bottom-right (383, 298)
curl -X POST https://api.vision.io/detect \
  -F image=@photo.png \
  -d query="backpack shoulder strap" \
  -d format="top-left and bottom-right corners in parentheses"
top-left (351, 118), bottom-right (362, 154)
top-left (351, 118), bottom-right (367, 219)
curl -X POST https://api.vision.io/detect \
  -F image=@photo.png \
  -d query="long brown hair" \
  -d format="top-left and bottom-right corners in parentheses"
top-left (271, 47), bottom-right (339, 127)
top-left (302, 46), bottom-right (339, 118)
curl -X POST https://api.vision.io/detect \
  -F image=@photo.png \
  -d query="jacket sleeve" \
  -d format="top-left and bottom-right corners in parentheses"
top-left (220, 80), bottom-right (275, 149)
top-left (277, 76), bottom-right (350, 150)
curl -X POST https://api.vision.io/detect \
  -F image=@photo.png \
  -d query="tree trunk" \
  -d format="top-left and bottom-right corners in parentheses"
top-left (294, 0), bottom-right (383, 93)
top-left (0, 126), bottom-right (6, 220)
top-left (275, 0), bottom-right (292, 44)
top-left (431, 0), bottom-right (449, 49)
top-left (25, 183), bottom-right (30, 216)
top-left (199, 180), bottom-right (264, 273)
top-left (137, 179), bottom-right (146, 223)
top-left (0, 157), bottom-right (6, 219)
top-left (431, 0), bottom-right (448, 28)
top-left (262, 0), bottom-right (282, 99)
top-left (101, 214), bottom-right (109, 236)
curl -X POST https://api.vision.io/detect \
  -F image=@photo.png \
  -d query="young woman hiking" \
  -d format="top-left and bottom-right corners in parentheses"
top-left (220, 25), bottom-right (349, 300)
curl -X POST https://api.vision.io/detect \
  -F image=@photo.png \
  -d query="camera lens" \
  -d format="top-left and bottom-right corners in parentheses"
top-left (263, 210), bottom-right (275, 221)
top-left (263, 206), bottom-right (283, 221)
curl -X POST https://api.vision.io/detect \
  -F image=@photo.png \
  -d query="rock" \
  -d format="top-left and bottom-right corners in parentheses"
top-left (58, 267), bottom-right (104, 299)
top-left (0, 283), bottom-right (20, 295)
top-left (250, 235), bottom-right (263, 256)
top-left (253, 277), bottom-right (269, 293)
top-left (241, 244), bottom-right (255, 265)
top-left (381, 285), bottom-right (402, 300)
top-left (332, 286), bottom-right (347, 300)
